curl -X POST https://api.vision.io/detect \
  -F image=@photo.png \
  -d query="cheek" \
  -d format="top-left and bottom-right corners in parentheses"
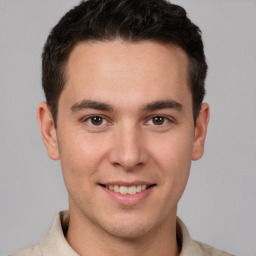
top-left (150, 131), bottom-right (194, 170)
top-left (58, 131), bottom-right (109, 186)
top-left (147, 129), bottom-right (194, 193)
top-left (58, 133), bottom-right (111, 210)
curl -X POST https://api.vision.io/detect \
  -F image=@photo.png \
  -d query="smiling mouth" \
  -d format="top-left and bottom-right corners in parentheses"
top-left (99, 184), bottom-right (156, 195)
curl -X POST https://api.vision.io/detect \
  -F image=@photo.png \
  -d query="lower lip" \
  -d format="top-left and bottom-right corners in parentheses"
top-left (101, 186), bottom-right (155, 205)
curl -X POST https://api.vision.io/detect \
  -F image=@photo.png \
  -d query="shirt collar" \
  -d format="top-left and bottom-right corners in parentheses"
top-left (40, 211), bottom-right (79, 256)
top-left (177, 217), bottom-right (204, 256)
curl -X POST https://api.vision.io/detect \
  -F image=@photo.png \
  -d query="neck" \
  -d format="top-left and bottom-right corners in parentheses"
top-left (66, 206), bottom-right (179, 256)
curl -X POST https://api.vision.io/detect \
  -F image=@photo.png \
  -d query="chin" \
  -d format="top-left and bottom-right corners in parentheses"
top-left (97, 212), bottom-right (160, 240)
top-left (104, 222), bottom-right (153, 240)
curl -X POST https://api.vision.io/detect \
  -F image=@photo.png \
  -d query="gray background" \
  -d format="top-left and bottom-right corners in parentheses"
top-left (0, 0), bottom-right (255, 255)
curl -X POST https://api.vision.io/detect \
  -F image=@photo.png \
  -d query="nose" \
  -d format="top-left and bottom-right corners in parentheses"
top-left (109, 123), bottom-right (148, 170)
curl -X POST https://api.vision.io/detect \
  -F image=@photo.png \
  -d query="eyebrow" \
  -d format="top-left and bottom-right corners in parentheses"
top-left (71, 100), bottom-right (114, 112)
top-left (141, 100), bottom-right (183, 112)
top-left (70, 99), bottom-right (182, 113)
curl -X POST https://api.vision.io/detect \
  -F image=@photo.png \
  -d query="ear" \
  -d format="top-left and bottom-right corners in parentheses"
top-left (37, 102), bottom-right (60, 160)
top-left (192, 103), bottom-right (210, 161)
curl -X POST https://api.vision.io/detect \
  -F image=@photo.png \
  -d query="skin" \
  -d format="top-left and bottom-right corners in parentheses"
top-left (38, 40), bottom-right (209, 256)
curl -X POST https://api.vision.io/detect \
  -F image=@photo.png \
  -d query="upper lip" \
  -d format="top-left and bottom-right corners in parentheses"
top-left (99, 181), bottom-right (155, 186)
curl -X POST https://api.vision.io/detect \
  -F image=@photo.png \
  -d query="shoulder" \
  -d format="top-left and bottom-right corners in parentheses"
top-left (194, 240), bottom-right (234, 256)
top-left (9, 243), bottom-right (42, 256)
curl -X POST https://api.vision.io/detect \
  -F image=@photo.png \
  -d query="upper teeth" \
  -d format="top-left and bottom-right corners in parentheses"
top-left (107, 185), bottom-right (148, 195)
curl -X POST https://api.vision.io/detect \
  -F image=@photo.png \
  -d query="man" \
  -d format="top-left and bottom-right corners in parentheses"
top-left (12, 0), bottom-right (233, 255)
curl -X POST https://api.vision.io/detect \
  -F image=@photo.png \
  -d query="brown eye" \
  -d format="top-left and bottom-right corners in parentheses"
top-left (152, 116), bottom-right (165, 125)
top-left (90, 116), bottom-right (104, 126)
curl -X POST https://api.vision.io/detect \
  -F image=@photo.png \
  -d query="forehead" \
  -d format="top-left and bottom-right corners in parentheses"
top-left (66, 40), bottom-right (189, 81)
top-left (61, 40), bottom-right (191, 109)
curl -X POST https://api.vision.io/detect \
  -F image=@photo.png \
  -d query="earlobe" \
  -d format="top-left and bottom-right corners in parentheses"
top-left (192, 103), bottom-right (210, 161)
top-left (37, 102), bottom-right (60, 160)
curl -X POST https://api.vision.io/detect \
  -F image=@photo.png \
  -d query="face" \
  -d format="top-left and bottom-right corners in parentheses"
top-left (38, 40), bottom-right (209, 240)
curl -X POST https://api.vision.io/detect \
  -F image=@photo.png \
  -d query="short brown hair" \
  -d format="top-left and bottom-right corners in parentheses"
top-left (42, 0), bottom-right (207, 125)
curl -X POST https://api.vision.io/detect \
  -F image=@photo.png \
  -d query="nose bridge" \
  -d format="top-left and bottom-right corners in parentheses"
top-left (110, 121), bottom-right (147, 169)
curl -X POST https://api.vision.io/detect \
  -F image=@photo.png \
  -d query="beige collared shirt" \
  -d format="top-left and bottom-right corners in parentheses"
top-left (11, 211), bottom-right (234, 256)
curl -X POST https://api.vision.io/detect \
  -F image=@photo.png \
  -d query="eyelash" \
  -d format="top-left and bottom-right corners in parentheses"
top-left (82, 115), bottom-right (173, 127)
top-left (145, 115), bottom-right (173, 126)
top-left (83, 115), bottom-right (108, 126)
